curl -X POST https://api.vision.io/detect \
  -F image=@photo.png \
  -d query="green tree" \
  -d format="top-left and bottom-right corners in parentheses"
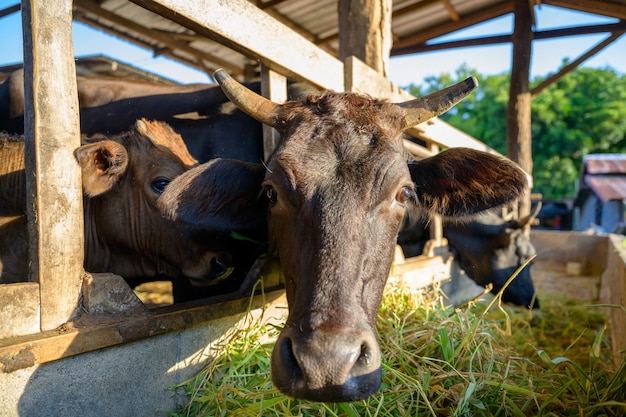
top-left (406, 65), bottom-right (626, 199)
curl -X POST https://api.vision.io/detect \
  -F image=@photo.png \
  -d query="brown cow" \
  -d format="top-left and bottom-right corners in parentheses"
top-left (0, 119), bottom-right (266, 298)
top-left (159, 69), bottom-right (529, 402)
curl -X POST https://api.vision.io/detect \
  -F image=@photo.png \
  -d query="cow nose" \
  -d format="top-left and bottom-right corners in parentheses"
top-left (209, 256), bottom-right (231, 279)
top-left (271, 326), bottom-right (381, 402)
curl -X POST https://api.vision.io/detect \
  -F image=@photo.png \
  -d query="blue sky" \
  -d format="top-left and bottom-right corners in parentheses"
top-left (0, 1), bottom-right (624, 87)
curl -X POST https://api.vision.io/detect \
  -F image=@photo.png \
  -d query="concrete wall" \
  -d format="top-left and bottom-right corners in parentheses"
top-left (0, 301), bottom-right (287, 417)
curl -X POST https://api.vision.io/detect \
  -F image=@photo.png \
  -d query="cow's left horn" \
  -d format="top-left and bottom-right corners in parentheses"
top-left (214, 69), bottom-right (283, 128)
top-left (398, 76), bottom-right (478, 128)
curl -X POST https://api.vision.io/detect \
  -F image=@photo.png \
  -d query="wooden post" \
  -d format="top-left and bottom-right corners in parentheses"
top-left (338, 0), bottom-right (392, 77)
top-left (21, 0), bottom-right (84, 331)
top-left (260, 65), bottom-right (287, 160)
top-left (507, 0), bottom-right (533, 216)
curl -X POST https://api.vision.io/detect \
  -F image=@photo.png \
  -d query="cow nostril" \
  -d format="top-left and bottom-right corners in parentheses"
top-left (357, 343), bottom-right (372, 366)
top-left (210, 257), bottom-right (227, 275)
top-left (207, 256), bottom-right (234, 282)
top-left (271, 328), bottom-right (382, 401)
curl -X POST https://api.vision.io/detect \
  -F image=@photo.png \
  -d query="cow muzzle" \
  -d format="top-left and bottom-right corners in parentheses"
top-left (271, 325), bottom-right (381, 402)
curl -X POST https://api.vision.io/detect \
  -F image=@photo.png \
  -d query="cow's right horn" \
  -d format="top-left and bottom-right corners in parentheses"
top-left (398, 76), bottom-right (478, 128)
top-left (214, 69), bottom-right (283, 128)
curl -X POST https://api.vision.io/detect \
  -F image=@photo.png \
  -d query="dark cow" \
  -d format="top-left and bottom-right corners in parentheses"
top-left (398, 205), bottom-right (540, 309)
top-left (0, 120), bottom-right (266, 298)
top-left (158, 69), bottom-right (529, 402)
top-left (0, 69), bottom-right (314, 164)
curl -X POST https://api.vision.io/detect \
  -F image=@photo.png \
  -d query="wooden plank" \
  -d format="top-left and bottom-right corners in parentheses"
top-left (73, 0), bottom-right (240, 75)
top-left (389, 253), bottom-right (453, 291)
top-left (0, 289), bottom-right (286, 373)
top-left (345, 55), bottom-right (415, 100)
top-left (260, 66), bottom-right (287, 160)
top-left (0, 283), bottom-right (40, 338)
top-left (508, 0), bottom-right (533, 217)
top-left (130, 0), bottom-right (344, 91)
top-left (21, 0), bottom-right (84, 331)
top-left (338, 0), bottom-right (392, 76)
top-left (601, 234), bottom-right (626, 367)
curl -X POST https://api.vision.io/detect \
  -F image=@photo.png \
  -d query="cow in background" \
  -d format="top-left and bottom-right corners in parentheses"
top-left (158, 69), bottom-right (529, 402)
top-left (0, 120), bottom-right (266, 301)
top-left (0, 69), bottom-right (315, 164)
top-left (398, 205), bottom-right (541, 309)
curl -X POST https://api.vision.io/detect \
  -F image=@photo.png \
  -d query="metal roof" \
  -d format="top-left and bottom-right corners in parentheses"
top-left (53, 0), bottom-right (626, 81)
top-left (583, 153), bottom-right (626, 175)
top-left (584, 175), bottom-right (626, 202)
top-left (581, 154), bottom-right (626, 202)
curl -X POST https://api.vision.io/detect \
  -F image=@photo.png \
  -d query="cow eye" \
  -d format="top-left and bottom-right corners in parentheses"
top-left (151, 177), bottom-right (170, 194)
top-left (265, 186), bottom-right (278, 205)
top-left (395, 186), bottom-right (412, 205)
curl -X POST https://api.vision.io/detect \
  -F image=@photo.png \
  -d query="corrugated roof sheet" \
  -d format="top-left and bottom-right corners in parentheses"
top-left (50, 0), bottom-right (626, 80)
top-left (584, 174), bottom-right (626, 203)
top-left (583, 154), bottom-right (626, 175)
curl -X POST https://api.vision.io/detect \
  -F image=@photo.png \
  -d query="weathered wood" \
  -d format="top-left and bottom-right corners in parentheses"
top-left (21, 0), bottom-right (84, 331)
top-left (0, 288), bottom-right (286, 373)
top-left (601, 234), bottom-right (626, 368)
top-left (260, 66), bottom-right (287, 160)
top-left (338, 0), bottom-right (392, 77)
top-left (0, 283), bottom-right (40, 338)
top-left (507, 0), bottom-right (533, 217)
top-left (531, 31), bottom-right (625, 96)
top-left (129, 0), bottom-right (344, 91)
top-left (344, 55), bottom-right (413, 100)
top-left (389, 252), bottom-right (453, 291)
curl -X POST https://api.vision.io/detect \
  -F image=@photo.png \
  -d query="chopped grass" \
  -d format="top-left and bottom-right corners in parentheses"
top-left (170, 283), bottom-right (626, 417)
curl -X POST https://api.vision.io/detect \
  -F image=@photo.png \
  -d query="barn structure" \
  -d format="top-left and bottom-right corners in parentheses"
top-left (573, 153), bottom-right (626, 233)
top-left (0, 1), bottom-right (625, 416)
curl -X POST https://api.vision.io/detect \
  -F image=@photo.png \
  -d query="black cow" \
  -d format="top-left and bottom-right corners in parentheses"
top-left (0, 69), bottom-right (315, 163)
top-left (158, 69), bottom-right (528, 402)
top-left (398, 205), bottom-right (541, 309)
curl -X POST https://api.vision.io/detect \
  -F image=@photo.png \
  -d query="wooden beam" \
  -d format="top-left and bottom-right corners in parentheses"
top-left (21, 0), bottom-right (84, 331)
top-left (507, 0), bottom-right (533, 217)
top-left (531, 31), bottom-right (626, 96)
top-left (0, 3), bottom-right (20, 19)
top-left (260, 65), bottom-right (287, 160)
top-left (73, 0), bottom-right (241, 76)
top-left (392, 21), bottom-right (626, 55)
top-left (129, 0), bottom-right (344, 91)
top-left (338, 0), bottom-right (392, 76)
top-left (441, 0), bottom-right (460, 21)
top-left (392, 0), bottom-right (514, 49)
top-left (544, 0), bottom-right (626, 20)
top-left (0, 288), bottom-right (286, 372)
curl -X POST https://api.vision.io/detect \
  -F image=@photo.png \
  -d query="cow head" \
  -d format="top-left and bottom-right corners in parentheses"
top-left (444, 205), bottom-right (541, 309)
top-left (74, 119), bottom-right (255, 289)
top-left (165, 70), bottom-right (528, 402)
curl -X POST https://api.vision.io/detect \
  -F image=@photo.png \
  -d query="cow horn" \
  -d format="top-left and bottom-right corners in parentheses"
top-left (214, 69), bottom-right (283, 128)
top-left (518, 201), bottom-right (542, 229)
top-left (398, 76), bottom-right (478, 128)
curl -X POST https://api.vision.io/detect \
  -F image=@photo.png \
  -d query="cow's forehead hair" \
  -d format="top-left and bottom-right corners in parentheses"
top-left (265, 93), bottom-right (411, 203)
top-left (281, 91), bottom-right (406, 137)
top-left (273, 91), bottom-right (408, 170)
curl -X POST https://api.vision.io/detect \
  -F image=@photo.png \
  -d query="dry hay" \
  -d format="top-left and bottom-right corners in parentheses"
top-left (169, 277), bottom-right (625, 417)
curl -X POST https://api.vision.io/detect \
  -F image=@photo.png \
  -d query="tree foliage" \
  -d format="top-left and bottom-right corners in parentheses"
top-left (407, 64), bottom-right (626, 199)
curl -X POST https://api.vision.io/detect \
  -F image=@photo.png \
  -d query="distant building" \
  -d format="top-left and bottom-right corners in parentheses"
top-left (573, 154), bottom-right (626, 233)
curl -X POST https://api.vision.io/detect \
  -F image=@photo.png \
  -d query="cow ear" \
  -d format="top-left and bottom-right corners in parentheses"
top-left (158, 158), bottom-right (267, 238)
top-left (409, 147), bottom-right (528, 218)
top-left (74, 140), bottom-right (129, 197)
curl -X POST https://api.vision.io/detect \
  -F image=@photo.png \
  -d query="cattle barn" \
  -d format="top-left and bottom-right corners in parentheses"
top-left (1, 0), bottom-right (625, 415)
